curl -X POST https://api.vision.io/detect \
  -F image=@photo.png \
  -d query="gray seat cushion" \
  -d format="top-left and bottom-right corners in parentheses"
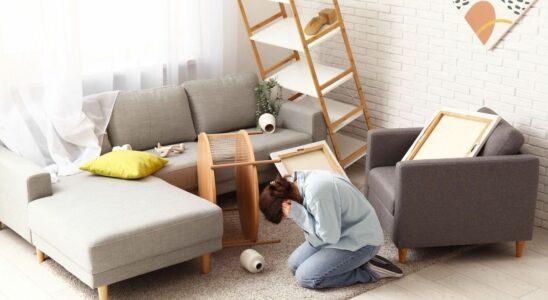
top-left (107, 86), bottom-right (197, 151)
top-left (478, 107), bottom-right (524, 156)
top-left (28, 173), bottom-right (222, 275)
top-left (368, 166), bottom-right (396, 214)
top-left (184, 73), bottom-right (258, 134)
top-left (148, 128), bottom-right (312, 191)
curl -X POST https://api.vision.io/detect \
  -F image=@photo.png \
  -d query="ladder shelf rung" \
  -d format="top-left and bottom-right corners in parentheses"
top-left (264, 52), bottom-right (299, 75)
top-left (250, 12), bottom-right (285, 33)
top-left (334, 133), bottom-right (367, 168)
top-left (331, 106), bottom-right (363, 132)
top-left (269, 60), bottom-right (353, 97)
top-left (296, 97), bottom-right (363, 132)
top-left (251, 17), bottom-right (340, 52)
top-left (320, 67), bottom-right (353, 91)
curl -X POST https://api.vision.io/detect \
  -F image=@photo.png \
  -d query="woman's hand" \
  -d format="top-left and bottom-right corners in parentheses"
top-left (282, 200), bottom-right (292, 219)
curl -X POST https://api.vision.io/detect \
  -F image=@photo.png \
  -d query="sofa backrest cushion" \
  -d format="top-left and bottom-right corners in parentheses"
top-left (477, 107), bottom-right (524, 156)
top-left (107, 86), bottom-right (196, 151)
top-left (183, 73), bottom-right (258, 134)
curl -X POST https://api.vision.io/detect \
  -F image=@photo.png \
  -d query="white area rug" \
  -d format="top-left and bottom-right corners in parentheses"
top-left (35, 206), bottom-right (475, 300)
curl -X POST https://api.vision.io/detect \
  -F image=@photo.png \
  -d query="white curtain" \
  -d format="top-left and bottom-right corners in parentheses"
top-left (0, 0), bottom-right (237, 177)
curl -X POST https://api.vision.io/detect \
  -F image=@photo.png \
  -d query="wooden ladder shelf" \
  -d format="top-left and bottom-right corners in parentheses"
top-left (237, 0), bottom-right (372, 168)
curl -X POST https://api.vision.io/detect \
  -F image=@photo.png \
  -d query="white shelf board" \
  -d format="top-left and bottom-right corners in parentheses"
top-left (335, 133), bottom-right (367, 167)
top-left (297, 96), bottom-right (362, 132)
top-left (269, 60), bottom-right (353, 98)
top-left (251, 17), bottom-right (340, 51)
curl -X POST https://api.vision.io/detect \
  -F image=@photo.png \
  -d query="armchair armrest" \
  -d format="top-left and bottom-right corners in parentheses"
top-left (0, 147), bottom-right (52, 241)
top-left (277, 100), bottom-right (326, 142)
top-left (393, 154), bottom-right (539, 248)
top-left (365, 128), bottom-right (421, 195)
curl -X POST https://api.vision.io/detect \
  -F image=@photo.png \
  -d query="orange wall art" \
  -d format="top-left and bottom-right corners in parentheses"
top-left (454, 0), bottom-right (537, 49)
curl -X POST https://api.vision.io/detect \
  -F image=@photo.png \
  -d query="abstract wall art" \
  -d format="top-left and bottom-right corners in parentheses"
top-left (453, 0), bottom-right (537, 49)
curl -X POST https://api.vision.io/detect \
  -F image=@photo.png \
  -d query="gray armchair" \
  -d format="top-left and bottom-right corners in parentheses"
top-left (365, 109), bottom-right (539, 264)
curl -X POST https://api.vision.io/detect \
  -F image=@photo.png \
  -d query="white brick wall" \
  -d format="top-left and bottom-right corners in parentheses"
top-left (295, 0), bottom-right (548, 229)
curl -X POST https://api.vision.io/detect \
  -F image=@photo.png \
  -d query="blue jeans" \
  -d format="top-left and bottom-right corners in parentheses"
top-left (288, 241), bottom-right (380, 289)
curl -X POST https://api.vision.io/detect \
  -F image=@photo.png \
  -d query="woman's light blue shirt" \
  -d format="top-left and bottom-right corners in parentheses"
top-left (288, 170), bottom-right (384, 251)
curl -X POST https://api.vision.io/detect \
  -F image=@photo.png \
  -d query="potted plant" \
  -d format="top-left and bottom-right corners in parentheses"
top-left (255, 78), bottom-right (284, 134)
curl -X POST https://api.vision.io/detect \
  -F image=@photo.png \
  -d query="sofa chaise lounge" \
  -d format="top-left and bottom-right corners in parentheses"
top-left (0, 72), bottom-right (326, 299)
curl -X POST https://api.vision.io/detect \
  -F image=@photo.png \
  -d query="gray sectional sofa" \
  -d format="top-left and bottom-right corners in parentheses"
top-left (0, 72), bottom-right (326, 300)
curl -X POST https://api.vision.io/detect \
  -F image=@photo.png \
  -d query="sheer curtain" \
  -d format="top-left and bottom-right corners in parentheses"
top-left (0, 0), bottom-right (237, 177)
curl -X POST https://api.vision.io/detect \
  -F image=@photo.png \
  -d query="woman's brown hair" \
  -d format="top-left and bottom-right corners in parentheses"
top-left (259, 175), bottom-right (301, 224)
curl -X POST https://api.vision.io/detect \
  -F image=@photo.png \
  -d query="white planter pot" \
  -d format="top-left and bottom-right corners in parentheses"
top-left (240, 248), bottom-right (265, 273)
top-left (258, 113), bottom-right (276, 134)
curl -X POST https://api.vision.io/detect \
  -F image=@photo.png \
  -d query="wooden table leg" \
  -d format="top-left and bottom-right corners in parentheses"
top-left (98, 285), bottom-right (108, 300)
top-left (36, 249), bottom-right (45, 264)
top-left (516, 240), bottom-right (525, 257)
top-left (201, 254), bottom-right (210, 274)
top-left (398, 248), bottom-right (408, 264)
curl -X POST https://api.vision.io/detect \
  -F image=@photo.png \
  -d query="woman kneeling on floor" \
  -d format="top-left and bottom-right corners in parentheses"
top-left (259, 170), bottom-right (403, 289)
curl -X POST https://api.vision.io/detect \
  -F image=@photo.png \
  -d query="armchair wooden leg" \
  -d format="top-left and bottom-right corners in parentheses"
top-left (516, 240), bottom-right (525, 257)
top-left (398, 248), bottom-right (408, 264)
top-left (36, 249), bottom-right (45, 264)
top-left (98, 285), bottom-right (108, 300)
top-left (201, 254), bottom-right (210, 274)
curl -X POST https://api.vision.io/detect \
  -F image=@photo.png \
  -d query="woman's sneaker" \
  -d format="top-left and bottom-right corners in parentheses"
top-left (366, 255), bottom-right (403, 279)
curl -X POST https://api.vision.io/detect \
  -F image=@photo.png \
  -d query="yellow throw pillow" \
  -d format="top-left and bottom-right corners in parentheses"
top-left (80, 150), bottom-right (168, 179)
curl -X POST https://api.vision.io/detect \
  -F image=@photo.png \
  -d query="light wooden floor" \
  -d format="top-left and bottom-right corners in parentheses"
top-left (353, 226), bottom-right (548, 300)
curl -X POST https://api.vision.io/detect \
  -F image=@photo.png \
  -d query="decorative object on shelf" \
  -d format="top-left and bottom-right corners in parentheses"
top-left (112, 144), bottom-right (132, 151)
top-left (237, 0), bottom-right (372, 169)
top-left (155, 142), bottom-right (185, 158)
top-left (255, 78), bottom-right (283, 130)
top-left (240, 249), bottom-right (265, 273)
top-left (304, 8), bottom-right (337, 35)
top-left (453, 0), bottom-right (537, 49)
top-left (402, 108), bottom-right (501, 161)
top-left (258, 113), bottom-right (276, 134)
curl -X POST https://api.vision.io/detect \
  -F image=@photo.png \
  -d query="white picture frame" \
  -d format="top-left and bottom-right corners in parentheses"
top-left (270, 141), bottom-right (347, 179)
top-left (402, 108), bottom-right (501, 161)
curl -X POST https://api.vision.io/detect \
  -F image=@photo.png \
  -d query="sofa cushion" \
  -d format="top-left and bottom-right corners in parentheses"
top-left (28, 173), bottom-right (222, 275)
top-left (368, 166), bottom-right (396, 214)
top-left (80, 150), bottom-right (167, 179)
top-left (147, 128), bottom-right (312, 191)
top-left (478, 107), bottom-right (524, 156)
top-left (107, 86), bottom-right (196, 151)
top-left (184, 73), bottom-right (258, 134)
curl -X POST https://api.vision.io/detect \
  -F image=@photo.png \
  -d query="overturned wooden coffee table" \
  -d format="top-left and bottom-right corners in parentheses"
top-left (197, 130), bottom-right (281, 248)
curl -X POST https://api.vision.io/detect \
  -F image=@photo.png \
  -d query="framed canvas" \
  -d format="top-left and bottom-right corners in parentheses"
top-left (454, 0), bottom-right (537, 49)
top-left (402, 109), bottom-right (501, 161)
top-left (270, 141), bottom-right (347, 179)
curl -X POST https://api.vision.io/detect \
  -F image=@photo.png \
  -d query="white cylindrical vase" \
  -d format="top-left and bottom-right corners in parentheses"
top-left (240, 248), bottom-right (265, 273)
top-left (258, 113), bottom-right (276, 134)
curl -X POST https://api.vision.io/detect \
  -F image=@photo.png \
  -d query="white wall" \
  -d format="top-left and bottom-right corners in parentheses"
top-left (236, 0), bottom-right (548, 228)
